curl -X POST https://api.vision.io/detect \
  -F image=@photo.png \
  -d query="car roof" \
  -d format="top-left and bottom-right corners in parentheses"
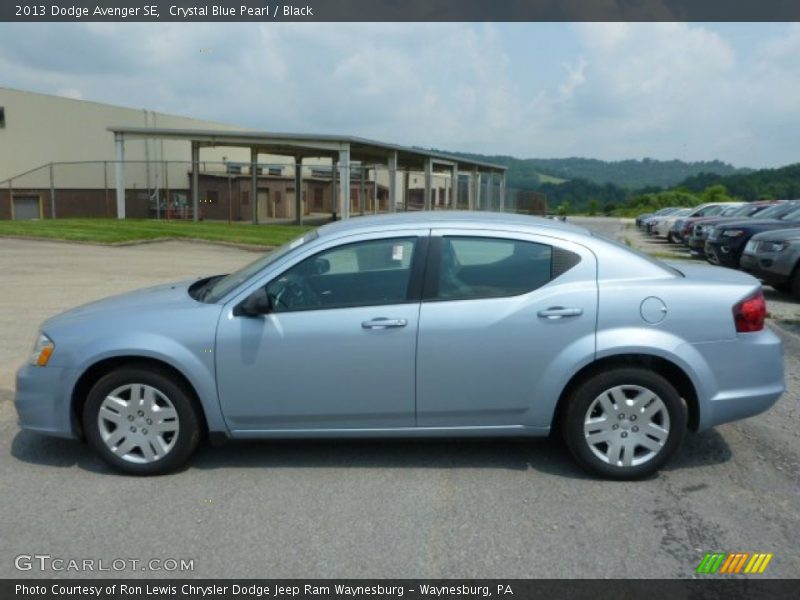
top-left (316, 211), bottom-right (591, 238)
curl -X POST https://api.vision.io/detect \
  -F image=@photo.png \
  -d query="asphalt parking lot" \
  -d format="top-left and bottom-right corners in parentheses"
top-left (0, 218), bottom-right (798, 579)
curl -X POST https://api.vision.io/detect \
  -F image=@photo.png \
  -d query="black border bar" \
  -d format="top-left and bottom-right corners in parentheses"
top-left (4, 579), bottom-right (799, 600)
top-left (3, 1), bottom-right (800, 22)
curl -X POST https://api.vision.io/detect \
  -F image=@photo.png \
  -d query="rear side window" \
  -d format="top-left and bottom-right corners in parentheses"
top-left (430, 236), bottom-right (577, 301)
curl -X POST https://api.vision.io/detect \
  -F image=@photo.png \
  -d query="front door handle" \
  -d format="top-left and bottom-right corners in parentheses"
top-left (362, 318), bottom-right (408, 330)
top-left (537, 307), bottom-right (583, 320)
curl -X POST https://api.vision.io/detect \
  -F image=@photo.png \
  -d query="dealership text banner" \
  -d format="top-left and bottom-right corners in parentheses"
top-left (5, 580), bottom-right (799, 600)
top-left (4, 0), bottom-right (800, 22)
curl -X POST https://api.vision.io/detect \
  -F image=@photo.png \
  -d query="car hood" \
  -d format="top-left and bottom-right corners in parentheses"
top-left (43, 278), bottom-right (203, 331)
top-left (714, 219), bottom-right (793, 232)
top-left (750, 227), bottom-right (800, 242)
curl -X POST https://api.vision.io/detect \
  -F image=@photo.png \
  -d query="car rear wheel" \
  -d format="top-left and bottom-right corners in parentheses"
top-left (83, 366), bottom-right (201, 475)
top-left (563, 368), bottom-right (687, 480)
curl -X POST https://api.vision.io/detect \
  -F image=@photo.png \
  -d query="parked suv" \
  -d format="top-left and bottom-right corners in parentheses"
top-left (705, 201), bottom-right (800, 268)
top-left (686, 201), bottom-right (784, 257)
top-left (668, 203), bottom-right (741, 244)
top-left (740, 227), bottom-right (800, 298)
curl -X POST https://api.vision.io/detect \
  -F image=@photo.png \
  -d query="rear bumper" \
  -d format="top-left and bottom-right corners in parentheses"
top-left (14, 364), bottom-right (78, 439)
top-left (685, 328), bottom-right (785, 431)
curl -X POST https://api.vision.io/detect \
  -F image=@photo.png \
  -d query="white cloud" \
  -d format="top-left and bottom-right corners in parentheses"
top-left (55, 87), bottom-right (82, 100)
top-left (0, 22), bottom-right (799, 168)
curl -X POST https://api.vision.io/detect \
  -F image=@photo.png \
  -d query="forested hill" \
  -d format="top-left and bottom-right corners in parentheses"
top-left (436, 152), bottom-right (750, 190)
top-left (676, 162), bottom-right (800, 200)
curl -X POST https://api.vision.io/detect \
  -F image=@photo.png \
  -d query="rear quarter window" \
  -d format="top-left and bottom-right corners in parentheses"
top-left (432, 236), bottom-right (581, 300)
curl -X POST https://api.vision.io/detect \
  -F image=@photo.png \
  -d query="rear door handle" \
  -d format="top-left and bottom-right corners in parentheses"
top-left (537, 307), bottom-right (583, 320)
top-left (362, 318), bottom-right (408, 330)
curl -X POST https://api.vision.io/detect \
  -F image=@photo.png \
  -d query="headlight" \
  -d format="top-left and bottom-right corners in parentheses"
top-left (761, 241), bottom-right (789, 253)
top-left (722, 229), bottom-right (746, 237)
top-left (30, 333), bottom-right (55, 366)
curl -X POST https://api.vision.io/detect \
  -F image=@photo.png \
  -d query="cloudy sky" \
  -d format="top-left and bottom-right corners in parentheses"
top-left (1, 22), bottom-right (799, 168)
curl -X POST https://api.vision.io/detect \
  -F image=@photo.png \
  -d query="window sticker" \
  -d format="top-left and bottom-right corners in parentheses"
top-left (392, 244), bottom-right (404, 261)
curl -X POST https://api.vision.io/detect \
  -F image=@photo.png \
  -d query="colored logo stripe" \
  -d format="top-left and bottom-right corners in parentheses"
top-left (744, 553), bottom-right (773, 574)
top-left (697, 553), bottom-right (726, 574)
top-left (697, 552), bottom-right (773, 574)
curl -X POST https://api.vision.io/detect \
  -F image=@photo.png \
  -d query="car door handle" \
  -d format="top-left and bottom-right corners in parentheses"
top-left (537, 307), bottom-right (583, 320)
top-left (361, 318), bottom-right (408, 330)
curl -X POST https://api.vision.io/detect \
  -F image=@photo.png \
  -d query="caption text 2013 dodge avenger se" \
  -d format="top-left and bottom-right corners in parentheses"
top-left (15, 213), bottom-right (785, 479)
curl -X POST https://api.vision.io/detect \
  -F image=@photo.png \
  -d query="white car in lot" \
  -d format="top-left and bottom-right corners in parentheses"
top-left (651, 208), bottom-right (692, 239)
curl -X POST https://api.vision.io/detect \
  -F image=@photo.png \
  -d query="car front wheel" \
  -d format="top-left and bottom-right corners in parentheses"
top-left (83, 366), bottom-right (201, 475)
top-left (563, 368), bottom-right (687, 480)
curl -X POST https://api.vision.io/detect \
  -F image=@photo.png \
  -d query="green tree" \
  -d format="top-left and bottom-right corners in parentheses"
top-left (588, 198), bottom-right (599, 216)
top-left (557, 202), bottom-right (571, 216)
top-left (701, 184), bottom-right (732, 203)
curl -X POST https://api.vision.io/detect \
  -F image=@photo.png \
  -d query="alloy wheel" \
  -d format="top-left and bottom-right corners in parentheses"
top-left (97, 383), bottom-right (180, 464)
top-left (583, 385), bottom-right (670, 468)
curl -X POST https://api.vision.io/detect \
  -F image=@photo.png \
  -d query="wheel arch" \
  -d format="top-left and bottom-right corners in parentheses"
top-left (551, 353), bottom-right (700, 433)
top-left (71, 356), bottom-right (210, 441)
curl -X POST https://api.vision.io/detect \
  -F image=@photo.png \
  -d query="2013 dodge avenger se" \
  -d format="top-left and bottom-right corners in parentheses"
top-left (15, 212), bottom-right (785, 479)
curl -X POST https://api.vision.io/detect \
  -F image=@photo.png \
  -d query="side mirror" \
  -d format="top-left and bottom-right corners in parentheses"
top-left (233, 287), bottom-right (271, 317)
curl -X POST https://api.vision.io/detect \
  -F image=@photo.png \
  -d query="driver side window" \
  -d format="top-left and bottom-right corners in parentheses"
top-left (266, 237), bottom-right (417, 312)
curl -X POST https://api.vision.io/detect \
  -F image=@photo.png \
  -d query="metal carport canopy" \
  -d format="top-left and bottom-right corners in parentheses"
top-left (107, 126), bottom-right (507, 221)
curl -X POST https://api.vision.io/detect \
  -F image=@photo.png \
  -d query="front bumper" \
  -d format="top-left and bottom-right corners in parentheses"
top-left (687, 236), bottom-right (707, 253)
top-left (704, 239), bottom-right (744, 268)
top-left (740, 251), bottom-right (797, 286)
top-left (14, 364), bottom-right (78, 439)
top-left (687, 328), bottom-right (785, 431)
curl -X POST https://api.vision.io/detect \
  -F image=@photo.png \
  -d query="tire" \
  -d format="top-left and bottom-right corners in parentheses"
top-left (771, 282), bottom-right (790, 294)
top-left (788, 263), bottom-right (800, 301)
top-left (83, 366), bottom-right (201, 475)
top-left (562, 368), bottom-right (687, 480)
top-left (667, 232), bottom-right (676, 244)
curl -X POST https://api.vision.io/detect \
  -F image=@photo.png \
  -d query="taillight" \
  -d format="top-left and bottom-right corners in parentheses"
top-left (733, 290), bottom-right (766, 333)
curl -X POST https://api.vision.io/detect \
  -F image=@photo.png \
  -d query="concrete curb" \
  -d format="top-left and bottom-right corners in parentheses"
top-left (0, 234), bottom-right (272, 252)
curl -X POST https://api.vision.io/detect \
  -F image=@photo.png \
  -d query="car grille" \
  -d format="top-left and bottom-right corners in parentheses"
top-left (744, 240), bottom-right (759, 253)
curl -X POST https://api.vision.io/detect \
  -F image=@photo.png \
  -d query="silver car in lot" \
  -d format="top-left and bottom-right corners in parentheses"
top-left (15, 212), bottom-right (785, 479)
top-left (740, 227), bottom-right (800, 298)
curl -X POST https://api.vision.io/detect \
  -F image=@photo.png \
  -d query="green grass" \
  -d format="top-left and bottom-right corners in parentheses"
top-left (647, 251), bottom-right (694, 261)
top-left (536, 172), bottom-right (567, 185)
top-left (0, 219), bottom-right (313, 247)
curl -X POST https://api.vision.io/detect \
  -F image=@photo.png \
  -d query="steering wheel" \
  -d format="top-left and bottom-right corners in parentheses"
top-left (271, 274), bottom-right (320, 311)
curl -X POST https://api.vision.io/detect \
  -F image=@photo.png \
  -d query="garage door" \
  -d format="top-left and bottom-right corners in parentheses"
top-left (13, 196), bottom-right (40, 220)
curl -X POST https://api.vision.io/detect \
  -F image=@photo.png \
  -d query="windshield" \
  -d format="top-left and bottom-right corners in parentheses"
top-left (756, 202), bottom-right (796, 219)
top-left (720, 205), bottom-right (743, 216)
top-left (779, 206), bottom-right (800, 222)
top-left (202, 230), bottom-right (319, 303)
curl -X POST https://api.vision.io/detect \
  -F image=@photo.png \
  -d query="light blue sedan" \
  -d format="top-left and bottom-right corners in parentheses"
top-left (15, 212), bottom-right (785, 478)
